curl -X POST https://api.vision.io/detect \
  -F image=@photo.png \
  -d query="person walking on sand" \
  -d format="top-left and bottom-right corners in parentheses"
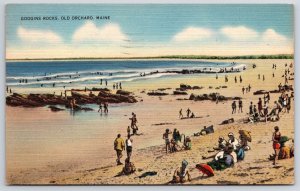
top-left (272, 126), bottom-right (281, 165)
top-left (232, 101), bottom-right (237, 114)
top-left (130, 113), bottom-right (138, 135)
top-left (186, 108), bottom-right (191, 118)
top-left (163, 129), bottom-right (172, 154)
top-left (240, 75), bottom-right (242, 83)
top-left (248, 84), bottom-right (251, 92)
top-left (234, 76), bottom-right (237, 83)
top-left (114, 134), bottom-right (125, 165)
top-left (238, 99), bottom-right (243, 113)
top-left (242, 87), bottom-right (245, 94)
top-left (98, 103), bottom-right (103, 113)
top-left (179, 109), bottom-right (183, 119)
top-left (125, 135), bottom-right (133, 160)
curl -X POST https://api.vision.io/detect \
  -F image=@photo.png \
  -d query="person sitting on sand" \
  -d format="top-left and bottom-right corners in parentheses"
top-left (227, 132), bottom-right (240, 151)
top-left (183, 135), bottom-right (192, 150)
top-left (163, 129), bottom-right (172, 154)
top-left (190, 112), bottom-right (195, 118)
top-left (272, 126), bottom-right (281, 165)
top-left (213, 136), bottom-right (227, 151)
top-left (114, 134), bottom-right (125, 165)
top-left (172, 160), bottom-right (191, 183)
top-left (122, 157), bottom-right (136, 175)
top-left (279, 141), bottom-right (290, 160)
top-left (170, 139), bottom-right (180, 153)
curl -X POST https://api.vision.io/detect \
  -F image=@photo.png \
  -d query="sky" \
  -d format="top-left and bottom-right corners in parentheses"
top-left (6, 4), bottom-right (294, 59)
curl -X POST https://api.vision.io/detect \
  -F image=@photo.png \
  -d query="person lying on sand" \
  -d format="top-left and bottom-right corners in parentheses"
top-left (172, 160), bottom-right (191, 183)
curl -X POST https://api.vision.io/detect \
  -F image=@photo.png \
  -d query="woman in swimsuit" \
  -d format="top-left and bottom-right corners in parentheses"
top-left (272, 126), bottom-right (281, 165)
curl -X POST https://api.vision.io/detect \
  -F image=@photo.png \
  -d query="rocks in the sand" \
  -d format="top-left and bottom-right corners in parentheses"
top-left (173, 91), bottom-right (188, 95)
top-left (189, 93), bottom-right (241, 102)
top-left (147, 91), bottom-right (169, 96)
top-left (176, 84), bottom-right (204, 91)
top-left (253, 90), bottom-right (268, 95)
top-left (220, 118), bottom-right (235, 125)
top-left (6, 89), bottom-right (137, 108)
top-left (116, 90), bottom-right (131, 96)
top-left (48, 106), bottom-right (64, 112)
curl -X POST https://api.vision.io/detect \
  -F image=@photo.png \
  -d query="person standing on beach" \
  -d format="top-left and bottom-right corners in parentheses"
top-left (127, 126), bottom-right (131, 136)
top-left (163, 129), bottom-right (172, 154)
top-left (248, 84), bottom-right (251, 92)
top-left (258, 74), bottom-right (260, 80)
top-left (242, 87), bottom-right (245, 94)
top-left (100, 79), bottom-right (102, 85)
top-left (263, 104), bottom-right (268, 122)
top-left (114, 134), bottom-right (125, 165)
top-left (104, 103), bottom-right (108, 114)
top-left (263, 75), bottom-right (265, 81)
top-left (238, 99), bottom-right (243, 113)
top-left (119, 82), bottom-right (122, 89)
top-left (272, 126), bottom-right (281, 165)
top-left (105, 80), bottom-right (108, 86)
top-left (240, 75), bottom-right (242, 83)
top-left (249, 102), bottom-right (254, 115)
top-left (231, 101), bottom-right (237, 114)
top-left (125, 135), bottom-right (133, 161)
top-left (186, 108), bottom-right (191, 118)
top-left (258, 98), bottom-right (263, 116)
top-left (234, 76), bottom-right (237, 83)
top-left (179, 109), bottom-right (183, 119)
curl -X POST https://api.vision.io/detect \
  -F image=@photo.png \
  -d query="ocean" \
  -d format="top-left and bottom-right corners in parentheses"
top-left (6, 60), bottom-right (245, 89)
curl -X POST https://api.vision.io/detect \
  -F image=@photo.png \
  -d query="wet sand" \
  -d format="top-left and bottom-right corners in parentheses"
top-left (6, 59), bottom-right (294, 184)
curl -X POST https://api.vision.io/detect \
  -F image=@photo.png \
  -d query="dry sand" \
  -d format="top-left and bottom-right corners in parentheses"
top-left (6, 59), bottom-right (294, 185)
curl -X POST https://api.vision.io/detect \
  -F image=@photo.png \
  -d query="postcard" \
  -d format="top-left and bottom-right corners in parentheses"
top-left (6, 4), bottom-right (294, 185)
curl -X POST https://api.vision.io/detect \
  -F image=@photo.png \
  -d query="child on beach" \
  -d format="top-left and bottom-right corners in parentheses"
top-left (172, 160), bottom-right (191, 183)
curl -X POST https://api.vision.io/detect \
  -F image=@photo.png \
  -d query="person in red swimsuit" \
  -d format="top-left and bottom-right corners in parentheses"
top-left (272, 126), bottom-right (281, 165)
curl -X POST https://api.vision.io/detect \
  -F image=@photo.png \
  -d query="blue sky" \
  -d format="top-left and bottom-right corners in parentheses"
top-left (6, 4), bottom-right (294, 59)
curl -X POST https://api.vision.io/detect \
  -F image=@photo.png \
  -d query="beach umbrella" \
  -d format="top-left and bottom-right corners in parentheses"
top-left (196, 164), bottom-right (214, 177)
top-left (239, 130), bottom-right (252, 142)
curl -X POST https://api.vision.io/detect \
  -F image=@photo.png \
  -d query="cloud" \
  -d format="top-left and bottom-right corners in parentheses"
top-left (72, 21), bottom-right (128, 43)
top-left (220, 26), bottom-right (259, 40)
top-left (17, 26), bottom-right (63, 44)
top-left (173, 27), bottom-right (213, 42)
top-left (262, 29), bottom-right (288, 42)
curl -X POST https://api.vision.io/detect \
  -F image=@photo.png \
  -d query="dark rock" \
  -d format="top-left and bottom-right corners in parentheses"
top-left (49, 106), bottom-right (64, 112)
top-left (147, 91), bottom-right (169, 96)
top-left (173, 91), bottom-right (188, 95)
top-left (116, 90), bottom-right (131, 96)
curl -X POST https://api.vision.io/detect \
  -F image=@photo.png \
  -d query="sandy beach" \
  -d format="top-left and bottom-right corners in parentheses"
top-left (6, 59), bottom-right (294, 185)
